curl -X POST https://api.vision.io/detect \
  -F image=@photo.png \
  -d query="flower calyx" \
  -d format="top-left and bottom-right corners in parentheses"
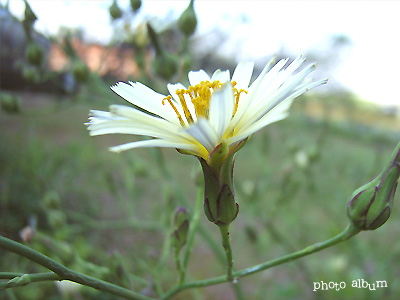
top-left (199, 139), bottom-right (247, 226)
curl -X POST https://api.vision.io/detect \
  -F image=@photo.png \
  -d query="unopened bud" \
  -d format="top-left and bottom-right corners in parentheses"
top-left (47, 209), bottom-right (67, 229)
top-left (43, 190), bottom-right (61, 209)
top-left (22, 65), bottom-right (39, 83)
top-left (25, 42), bottom-right (44, 66)
top-left (347, 142), bottom-right (400, 230)
top-left (109, 0), bottom-right (123, 20)
top-left (24, 0), bottom-right (37, 24)
top-left (178, 0), bottom-right (197, 37)
top-left (146, 23), bottom-right (178, 80)
top-left (0, 93), bottom-right (21, 113)
top-left (72, 60), bottom-right (90, 83)
top-left (134, 23), bottom-right (149, 48)
top-left (153, 52), bottom-right (178, 80)
top-left (171, 207), bottom-right (189, 252)
top-left (130, 0), bottom-right (142, 12)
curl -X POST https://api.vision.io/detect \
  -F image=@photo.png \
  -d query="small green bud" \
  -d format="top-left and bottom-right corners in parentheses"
top-left (72, 60), bottom-right (90, 83)
top-left (47, 209), bottom-right (67, 229)
top-left (109, 0), bottom-right (123, 20)
top-left (171, 207), bottom-right (189, 252)
top-left (178, 0), bottom-right (197, 37)
top-left (22, 65), bottom-right (40, 83)
top-left (130, 0), bottom-right (142, 12)
top-left (347, 142), bottom-right (400, 230)
top-left (146, 22), bottom-right (178, 80)
top-left (153, 52), bottom-right (178, 80)
top-left (43, 190), bottom-right (61, 209)
top-left (0, 92), bottom-right (21, 113)
top-left (134, 23), bottom-right (149, 48)
top-left (24, 0), bottom-right (37, 24)
top-left (25, 42), bottom-right (44, 66)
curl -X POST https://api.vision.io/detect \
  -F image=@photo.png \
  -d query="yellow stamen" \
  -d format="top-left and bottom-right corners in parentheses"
top-left (162, 80), bottom-right (248, 127)
top-left (162, 95), bottom-right (186, 127)
top-left (232, 81), bottom-right (248, 116)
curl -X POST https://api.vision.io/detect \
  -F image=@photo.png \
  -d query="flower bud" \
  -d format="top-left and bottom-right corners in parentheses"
top-left (130, 0), bottom-right (142, 12)
top-left (0, 93), bottom-right (21, 113)
top-left (178, 0), bottom-right (197, 37)
top-left (24, 0), bottom-right (37, 25)
top-left (43, 190), bottom-right (61, 209)
top-left (171, 207), bottom-right (189, 252)
top-left (22, 65), bottom-right (40, 83)
top-left (347, 142), bottom-right (400, 230)
top-left (47, 209), bottom-right (67, 229)
top-left (109, 0), bottom-right (123, 20)
top-left (199, 140), bottom-right (246, 226)
top-left (153, 52), bottom-right (178, 80)
top-left (146, 23), bottom-right (178, 80)
top-left (25, 42), bottom-right (44, 66)
top-left (72, 60), bottom-right (90, 83)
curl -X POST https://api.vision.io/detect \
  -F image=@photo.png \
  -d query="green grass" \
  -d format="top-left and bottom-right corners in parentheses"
top-left (1, 82), bottom-right (399, 300)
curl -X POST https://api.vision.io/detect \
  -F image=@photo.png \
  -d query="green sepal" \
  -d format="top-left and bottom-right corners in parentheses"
top-left (199, 158), bottom-right (221, 223)
top-left (216, 184), bottom-right (239, 226)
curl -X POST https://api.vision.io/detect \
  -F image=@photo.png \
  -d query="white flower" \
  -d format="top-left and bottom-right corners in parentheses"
top-left (87, 57), bottom-right (327, 160)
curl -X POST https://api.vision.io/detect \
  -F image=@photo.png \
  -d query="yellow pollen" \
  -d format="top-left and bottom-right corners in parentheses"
top-left (162, 80), bottom-right (248, 127)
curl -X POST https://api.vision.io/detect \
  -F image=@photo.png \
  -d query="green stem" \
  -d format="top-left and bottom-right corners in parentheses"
top-left (0, 272), bottom-right (60, 290)
top-left (219, 225), bottom-right (233, 282)
top-left (235, 224), bottom-right (359, 278)
top-left (161, 224), bottom-right (360, 299)
top-left (174, 249), bottom-right (185, 285)
top-left (0, 236), bottom-right (155, 300)
top-left (182, 187), bottom-right (203, 274)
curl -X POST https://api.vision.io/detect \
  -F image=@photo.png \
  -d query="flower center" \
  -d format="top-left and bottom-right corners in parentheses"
top-left (162, 80), bottom-right (247, 127)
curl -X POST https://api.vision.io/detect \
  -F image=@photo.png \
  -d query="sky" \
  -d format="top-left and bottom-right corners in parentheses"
top-left (3, 0), bottom-right (400, 108)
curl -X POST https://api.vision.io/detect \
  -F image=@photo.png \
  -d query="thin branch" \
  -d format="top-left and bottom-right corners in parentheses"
top-left (0, 272), bottom-right (60, 290)
top-left (161, 224), bottom-right (360, 299)
top-left (0, 236), bottom-right (155, 300)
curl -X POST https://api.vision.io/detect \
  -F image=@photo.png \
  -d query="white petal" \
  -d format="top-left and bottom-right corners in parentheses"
top-left (232, 62), bottom-right (254, 90)
top-left (233, 59), bottom-right (314, 131)
top-left (228, 58), bottom-right (287, 131)
top-left (208, 82), bottom-right (234, 139)
top-left (90, 105), bottom-right (199, 142)
top-left (87, 110), bottom-right (125, 123)
top-left (109, 139), bottom-right (200, 153)
top-left (185, 118), bottom-right (218, 152)
top-left (188, 69), bottom-right (210, 86)
top-left (245, 63), bottom-right (319, 122)
top-left (111, 82), bottom-right (180, 125)
top-left (211, 69), bottom-right (230, 83)
top-left (227, 111), bottom-right (288, 146)
top-left (228, 79), bottom-right (327, 145)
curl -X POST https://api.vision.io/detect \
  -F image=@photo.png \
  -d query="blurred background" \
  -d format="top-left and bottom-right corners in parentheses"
top-left (1, 1), bottom-right (399, 299)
